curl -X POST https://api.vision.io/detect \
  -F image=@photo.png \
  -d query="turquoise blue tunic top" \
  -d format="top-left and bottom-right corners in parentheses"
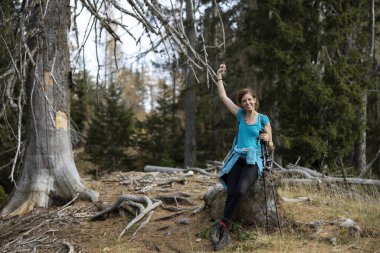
top-left (219, 109), bottom-right (270, 189)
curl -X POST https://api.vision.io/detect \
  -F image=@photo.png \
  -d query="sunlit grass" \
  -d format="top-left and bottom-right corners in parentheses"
top-left (229, 183), bottom-right (380, 253)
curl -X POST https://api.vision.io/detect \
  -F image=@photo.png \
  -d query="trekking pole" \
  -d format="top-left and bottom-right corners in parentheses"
top-left (267, 148), bottom-right (283, 239)
top-left (259, 133), bottom-right (269, 234)
top-left (260, 131), bottom-right (283, 238)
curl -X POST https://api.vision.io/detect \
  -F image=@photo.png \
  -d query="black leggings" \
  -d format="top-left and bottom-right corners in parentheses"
top-left (223, 157), bottom-right (259, 227)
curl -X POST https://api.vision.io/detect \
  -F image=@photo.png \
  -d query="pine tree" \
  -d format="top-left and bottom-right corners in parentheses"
top-left (70, 71), bottom-right (97, 147)
top-left (223, 0), bottom-right (375, 169)
top-left (138, 80), bottom-right (184, 167)
top-left (86, 83), bottom-right (135, 173)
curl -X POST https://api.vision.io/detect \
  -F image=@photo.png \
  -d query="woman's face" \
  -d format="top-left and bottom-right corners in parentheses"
top-left (241, 93), bottom-right (256, 111)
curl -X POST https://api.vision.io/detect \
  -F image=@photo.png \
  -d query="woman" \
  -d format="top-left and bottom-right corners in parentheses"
top-left (211, 64), bottom-right (274, 251)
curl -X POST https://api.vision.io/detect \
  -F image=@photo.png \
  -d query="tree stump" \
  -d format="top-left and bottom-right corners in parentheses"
top-left (204, 172), bottom-right (282, 228)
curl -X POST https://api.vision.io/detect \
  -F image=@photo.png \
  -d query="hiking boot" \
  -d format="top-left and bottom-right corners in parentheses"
top-left (209, 222), bottom-right (223, 244)
top-left (214, 229), bottom-right (231, 251)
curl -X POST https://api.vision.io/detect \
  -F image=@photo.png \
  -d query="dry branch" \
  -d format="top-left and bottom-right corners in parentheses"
top-left (281, 196), bottom-right (311, 203)
top-left (279, 178), bottom-right (380, 186)
top-left (144, 165), bottom-right (218, 177)
top-left (144, 165), bottom-right (184, 174)
top-left (185, 166), bottom-right (219, 177)
top-left (135, 177), bottom-right (188, 193)
top-left (275, 164), bottom-right (380, 187)
top-left (285, 164), bottom-right (324, 178)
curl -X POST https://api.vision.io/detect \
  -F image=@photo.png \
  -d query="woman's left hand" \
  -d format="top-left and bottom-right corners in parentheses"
top-left (259, 133), bottom-right (270, 142)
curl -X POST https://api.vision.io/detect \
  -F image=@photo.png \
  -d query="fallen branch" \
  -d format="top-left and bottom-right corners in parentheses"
top-left (279, 177), bottom-right (380, 186)
top-left (185, 166), bottom-right (218, 177)
top-left (144, 165), bottom-right (184, 174)
top-left (273, 161), bottom-right (286, 171)
top-left (135, 177), bottom-right (188, 193)
top-left (281, 196), bottom-right (311, 203)
top-left (285, 164), bottom-right (324, 178)
top-left (144, 165), bottom-right (218, 177)
top-left (276, 169), bottom-right (317, 179)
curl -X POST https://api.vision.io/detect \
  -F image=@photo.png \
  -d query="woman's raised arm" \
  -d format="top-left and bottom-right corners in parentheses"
top-left (216, 64), bottom-right (240, 116)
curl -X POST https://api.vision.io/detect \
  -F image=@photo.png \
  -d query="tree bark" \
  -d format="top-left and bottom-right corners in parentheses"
top-left (370, 0), bottom-right (380, 178)
top-left (204, 174), bottom-right (282, 227)
top-left (1, 0), bottom-right (97, 216)
top-left (354, 91), bottom-right (367, 172)
top-left (376, 82), bottom-right (380, 178)
top-left (184, 0), bottom-right (197, 168)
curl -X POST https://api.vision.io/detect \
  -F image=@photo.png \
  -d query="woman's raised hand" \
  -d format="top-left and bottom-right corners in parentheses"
top-left (217, 64), bottom-right (226, 79)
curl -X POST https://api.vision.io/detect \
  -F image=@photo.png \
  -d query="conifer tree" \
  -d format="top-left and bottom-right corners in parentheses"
top-left (224, 0), bottom-right (375, 169)
top-left (138, 80), bottom-right (183, 167)
top-left (70, 71), bottom-right (97, 147)
top-left (86, 84), bottom-right (135, 173)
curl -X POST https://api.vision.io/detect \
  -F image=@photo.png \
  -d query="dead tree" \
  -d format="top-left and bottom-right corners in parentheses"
top-left (0, 0), bottom-right (225, 216)
top-left (1, 0), bottom-right (98, 216)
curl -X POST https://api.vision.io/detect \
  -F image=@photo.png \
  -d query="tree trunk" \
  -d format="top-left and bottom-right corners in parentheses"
top-left (204, 173), bottom-right (282, 227)
top-left (1, 0), bottom-right (97, 216)
top-left (376, 82), bottom-right (380, 178)
top-left (370, 0), bottom-right (380, 178)
top-left (270, 101), bottom-right (282, 165)
top-left (184, 0), bottom-right (196, 167)
top-left (354, 91), bottom-right (367, 172)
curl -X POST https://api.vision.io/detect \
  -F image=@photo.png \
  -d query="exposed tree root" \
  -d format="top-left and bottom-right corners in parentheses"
top-left (118, 196), bottom-right (162, 241)
top-left (129, 210), bottom-right (155, 241)
top-left (63, 240), bottom-right (75, 253)
top-left (154, 194), bottom-right (194, 206)
top-left (89, 194), bottom-right (162, 241)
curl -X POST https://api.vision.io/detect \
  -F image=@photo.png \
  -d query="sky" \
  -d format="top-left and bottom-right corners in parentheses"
top-left (69, 1), bottom-right (170, 83)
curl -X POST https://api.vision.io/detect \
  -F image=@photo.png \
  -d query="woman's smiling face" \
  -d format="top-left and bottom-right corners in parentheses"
top-left (241, 93), bottom-right (256, 111)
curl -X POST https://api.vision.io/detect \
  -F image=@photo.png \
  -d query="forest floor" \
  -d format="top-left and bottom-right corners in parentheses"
top-left (1, 166), bottom-right (380, 253)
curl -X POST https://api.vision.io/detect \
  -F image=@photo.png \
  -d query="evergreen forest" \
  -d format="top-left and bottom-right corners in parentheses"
top-left (1, 0), bottom-right (380, 201)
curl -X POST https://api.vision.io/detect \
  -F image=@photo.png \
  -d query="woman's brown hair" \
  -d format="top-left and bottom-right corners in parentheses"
top-left (237, 88), bottom-right (259, 110)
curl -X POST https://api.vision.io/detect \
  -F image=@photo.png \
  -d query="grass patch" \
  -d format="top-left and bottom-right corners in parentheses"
top-left (228, 183), bottom-right (380, 252)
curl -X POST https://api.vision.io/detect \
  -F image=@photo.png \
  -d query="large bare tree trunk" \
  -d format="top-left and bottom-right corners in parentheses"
top-left (184, 0), bottom-right (196, 167)
top-left (1, 0), bottom-right (97, 216)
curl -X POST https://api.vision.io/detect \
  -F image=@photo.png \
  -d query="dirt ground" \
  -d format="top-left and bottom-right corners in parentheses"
top-left (0, 171), bottom-right (225, 253)
top-left (72, 172), bottom-right (219, 253)
top-left (1, 170), bottom-right (379, 253)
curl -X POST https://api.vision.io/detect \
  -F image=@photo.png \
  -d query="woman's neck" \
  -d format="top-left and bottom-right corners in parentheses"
top-left (245, 110), bottom-right (257, 117)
